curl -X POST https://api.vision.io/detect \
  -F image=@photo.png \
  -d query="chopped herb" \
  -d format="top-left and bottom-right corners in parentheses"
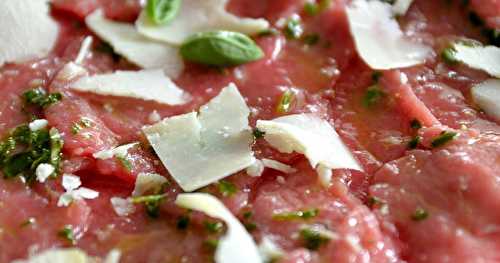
top-left (146, 0), bottom-right (181, 25)
top-left (71, 118), bottom-right (93, 135)
top-left (284, 16), bottom-right (303, 39)
top-left (130, 194), bottom-right (165, 218)
top-left (177, 215), bottom-right (190, 230)
top-left (304, 2), bottom-right (319, 16)
top-left (252, 128), bottom-right (265, 139)
top-left (300, 227), bottom-right (331, 250)
top-left (243, 211), bottom-right (253, 219)
top-left (23, 87), bottom-right (62, 108)
top-left (362, 85), bottom-right (385, 108)
top-left (272, 208), bottom-right (319, 221)
top-left (258, 28), bottom-right (280, 37)
top-left (441, 46), bottom-right (458, 64)
top-left (276, 89), bottom-right (295, 113)
top-left (117, 156), bottom-right (133, 171)
top-left (367, 196), bottom-right (384, 208)
top-left (410, 119), bottom-right (422, 130)
top-left (371, 71), bottom-right (383, 83)
top-left (20, 217), bottom-right (36, 227)
top-left (204, 238), bottom-right (219, 250)
top-left (204, 221), bottom-right (224, 233)
top-left (58, 225), bottom-right (76, 244)
top-left (318, 0), bottom-right (332, 10)
top-left (1, 125), bottom-right (63, 182)
top-left (303, 33), bottom-right (320, 45)
top-left (407, 136), bottom-right (421, 149)
top-left (218, 180), bottom-right (238, 197)
top-left (431, 131), bottom-right (457, 148)
top-left (411, 207), bottom-right (429, 221)
top-left (244, 222), bottom-right (257, 231)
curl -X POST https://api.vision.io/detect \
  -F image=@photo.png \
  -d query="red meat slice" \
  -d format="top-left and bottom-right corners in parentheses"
top-left (51, 0), bottom-right (142, 22)
top-left (250, 161), bottom-right (402, 262)
top-left (370, 131), bottom-right (500, 262)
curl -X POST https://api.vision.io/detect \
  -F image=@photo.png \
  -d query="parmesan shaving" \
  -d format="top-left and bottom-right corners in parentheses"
top-left (93, 142), bottom-right (139, 160)
top-left (136, 0), bottom-right (269, 45)
top-left (346, 0), bottom-right (430, 70)
top-left (143, 84), bottom-right (255, 192)
top-left (453, 44), bottom-right (500, 78)
top-left (256, 114), bottom-right (363, 177)
top-left (175, 193), bottom-right (262, 263)
top-left (0, 0), bottom-right (59, 66)
top-left (71, 69), bottom-right (190, 105)
top-left (392, 0), bottom-right (414, 16)
top-left (132, 173), bottom-right (168, 196)
top-left (471, 79), bottom-right (500, 121)
top-left (85, 10), bottom-right (184, 78)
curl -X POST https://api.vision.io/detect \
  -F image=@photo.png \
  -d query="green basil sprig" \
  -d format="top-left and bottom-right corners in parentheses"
top-left (146, 0), bottom-right (182, 25)
top-left (180, 31), bottom-right (264, 67)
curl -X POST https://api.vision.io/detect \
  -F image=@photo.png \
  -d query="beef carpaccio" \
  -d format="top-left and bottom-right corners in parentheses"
top-left (1, 0), bottom-right (500, 262)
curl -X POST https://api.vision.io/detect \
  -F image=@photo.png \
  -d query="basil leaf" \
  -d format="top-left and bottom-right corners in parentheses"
top-left (146, 0), bottom-right (182, 25)
top-left (180, 31), bottom-right (264, 67)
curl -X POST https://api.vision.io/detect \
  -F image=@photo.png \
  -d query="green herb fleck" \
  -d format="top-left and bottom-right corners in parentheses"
top-left (253, 128), bottom-right (265, 139)
top-left (58, 225), bottom-right (76, 244)
top-left (431, 131), bottom-right (457, 148)
top-left (20, 217), bottom-right (36, 227)
top-left (367, 196), bottom-right (384, 208)
top-left (258, 28), bottom-right (280, 37)
top-left (410, 119), bottom-right (422, 130)
top-left (276, 89), bottom-right (296, 113)
top-left (177, 215), bottom-right (190, 230)
top-left (71, 118), bottom-right (93, 135)
top-left (130, 194), bottom-right (165, 218)
top-left (407, 136), bottom-right (421, 149)
top-left (284, 16), bottom-right (303, 39)
top-left (304, 2), bottom-right (319, 16)
top-left (218, 180), bottom-right (238, 197)
top-left (303, 33), bottom-right (320, 45)
top-left (362, 85), bottom-right (385, 108)
top-left (23, 87), bottom-right (62, 108)
top-left (204, 221), bottom-right (224, 233)
top-left (300, 227), bottom-right (331, 250)
top-left (441, 46), bottom-right (458, 64)
top-left (411, 207), bottom-right (429, 221)
top-left (180, 31), bottom-right (264, 67)
top-left (372, 71), bottom-right (383, 83)
top-left (117, 156), bottom-right (133, 172)
top-left (272, 208), bottom-right (319, 221)
top-left (1, 125), bottom-right (63, 182)
top-left (243, 211), bottom-right (253, 219)
top-left (204, 238), bottom-right (219, 250)
top-left (146, 0), bottom-right (181, 25)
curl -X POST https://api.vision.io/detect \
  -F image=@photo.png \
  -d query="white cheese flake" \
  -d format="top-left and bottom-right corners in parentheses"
top-left (93, 142), bottom-right (139, 160)
top-left (74, 36), bottom-right (93, 65)
top-left (246, 159), bottom-right (264, 177)
top-left (56, 62), bottom-right (89, 81)
top-left (71, 69), bottom-right (190, 105)
top-left (175, 193), bottom-right (262, 263)
top-left (143, 84), bottom-right (255, 192)
top-left (58, 174), bottom-right (99, 207)
top-left (471, 79), bottom-right (500, 121)
top-left (29, 119), bottom-right (48, 131)
top-left (453, 44), bottom-right (500, 78)
top-left (110, 197), bottom-right (136, 217)
top-left (35, 163), bottom-right (55, 183)
top-left (261, 159), bottom-right (297, 174)
top-left (0, 0), bottom-right (59, 66)
top-left (135, 0), bottom-right (269, 45)
top-left (85, 10), bottom-right (184, 78)
top-left (12, 248), bottom-right (121, 263)
top-left (258, 236), bottom-right (284, 263)
top-left (256, 114), bottom-right (363, 175)
top-left (132, 173), bottom-right (168, 196)
top-left (392, 0), bottom-right (414, 16)
top-left (346, 0), bottom-right (431, 70)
